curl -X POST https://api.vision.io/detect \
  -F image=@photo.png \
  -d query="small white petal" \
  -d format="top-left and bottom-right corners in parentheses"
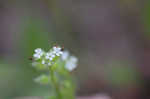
top-left (35, 48), bottom-right (42, 53)
top-left (37, 55), bottom-right (41, 59)
top-left (65, 61), bottom-right (76, 71)
top-left (45, 56), bottom-right (49, 59)
top-left (49, 57), bottom-right (53, 61)
top-left (59, 51), bottom-right (63, 55)
top-left (51, 54), bottom-right (55, 58)
top-left (53, 47), bottom-right (57, 50)
top-left (70, 56), bottom-right (78, 63)
top-left (33, 54), bottom-right (38, 57)
top-left (57, 47), bottom-right (61, 51)
top-left (61, 51), bottom-right (69, 60)
top-left (65, 56), bottom-right (78, 71)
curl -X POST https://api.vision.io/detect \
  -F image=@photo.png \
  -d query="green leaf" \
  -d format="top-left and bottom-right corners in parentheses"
top-left (34, 74), bottom-right (50, 85)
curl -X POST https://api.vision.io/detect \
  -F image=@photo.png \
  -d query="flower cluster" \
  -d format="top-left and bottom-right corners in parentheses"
top-left (32, 46), bottom-right (78, 71)
top-left (45, 47), bottom-right (63, 61)
top-left (33, 46), bottom-right (63, 66)
top-left (31, 46), bottom-right (78, 99)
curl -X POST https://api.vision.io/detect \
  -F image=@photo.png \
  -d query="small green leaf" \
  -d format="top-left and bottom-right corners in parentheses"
top-left (34, 74), bottom-right (50, 85)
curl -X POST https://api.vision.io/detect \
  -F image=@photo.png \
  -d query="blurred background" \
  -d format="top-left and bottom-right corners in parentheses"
top-left (0, 0), bottom-right (150, 99)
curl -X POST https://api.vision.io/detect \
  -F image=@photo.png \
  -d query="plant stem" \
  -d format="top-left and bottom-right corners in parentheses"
top-left (49, 68), bottom-right (62, 99)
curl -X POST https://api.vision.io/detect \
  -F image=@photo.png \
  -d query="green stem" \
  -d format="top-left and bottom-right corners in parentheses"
top-left (49, 68), bottom-right (62, 99)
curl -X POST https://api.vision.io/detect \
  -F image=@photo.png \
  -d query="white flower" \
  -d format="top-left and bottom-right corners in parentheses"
top-left (65, 56), bottom-right (78, 71)
top-left (45, 52), bottom-right (55, 61)
top-left (53, 46), bottom-right (63, 56)
top-left (35, 48), bottom-right (42, 53)
top-left (33, 48), bottom-right (44, 60)
top-left (61, 51), bottom-right (69, 60)
top-left (42, 46), bottom-right (63, 66)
